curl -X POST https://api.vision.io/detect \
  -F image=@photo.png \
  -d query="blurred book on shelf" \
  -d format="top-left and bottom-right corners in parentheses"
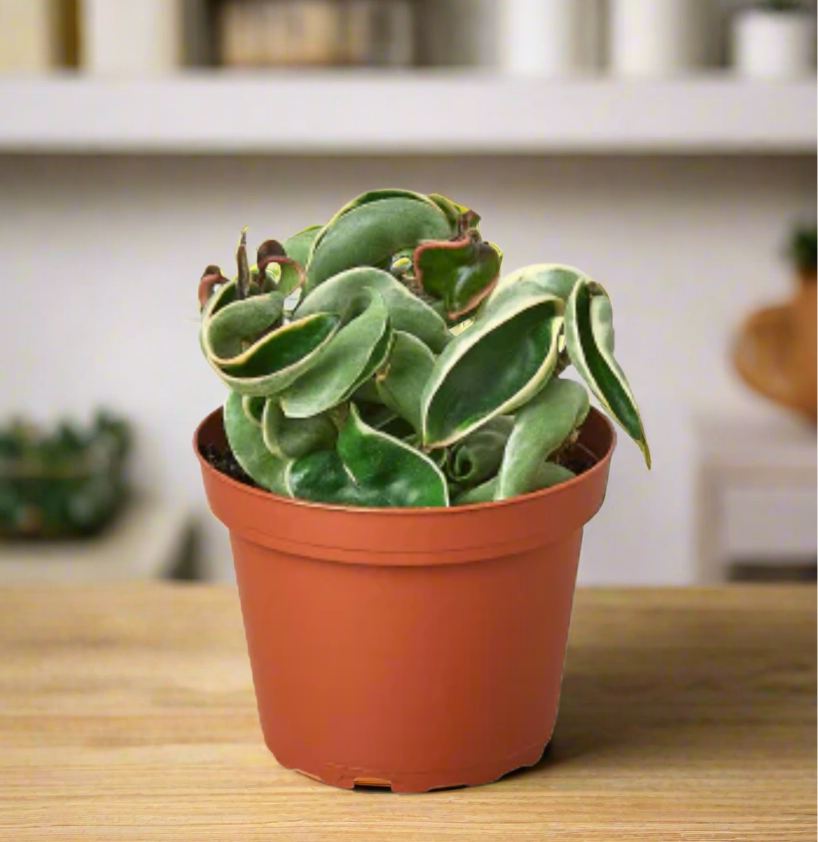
top-left (216, 0), bottom-right (416, 68)
top-left (0, 0), bottom-right (77, 73)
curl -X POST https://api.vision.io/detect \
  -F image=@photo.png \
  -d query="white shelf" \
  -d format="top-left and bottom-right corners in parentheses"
top-left (0, 499), bottom-right (192, 583)
top-left (0, 72), bottom-right (815, 154)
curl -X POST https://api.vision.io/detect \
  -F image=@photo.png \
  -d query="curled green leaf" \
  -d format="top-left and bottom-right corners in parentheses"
top-left (496, 378), bottom-right (589, 500)
top-left (305, 191), bottom-right (453, 291)
top-left (454, 462), bottom-right (576, 506)
top-left (447, 416), bottom-right (514, 487)
top-left (564, 278), bottom-right (650, 467)
top-left (223, 391), bottom-right (290, 494)
top-left (256, 242), bottom-right (306, 299)
top-left (262, 399), bottom-right (337, 459)
top-left (295, 266), bottom-right (451, 353)
top-left (200, 275), bottom-right (342, 397)
top-left (422, 286), bottom-right (564, 448)
top-left (414, 235), bottom-right (502, 320)
top-left (375, 331), bottom-right (435, 434)
top-left (283, 225), bottom-right (322, 268)
top-left (280, 289), bottom-right (392, 418)
top-left (205, 291), bottom-right (285, 361)
top-left (485, 264), bottom-right (589, 311)
top-left (214, 311), bottom-right (341, 397)
top-left (287, 404), bottom-right (448, 508)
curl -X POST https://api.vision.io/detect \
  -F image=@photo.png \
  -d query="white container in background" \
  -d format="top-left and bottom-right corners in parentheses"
top-left (500, 0), bottom-right (601, 76)
top-left (732, 7), bottom-right (816, 80)
top-left (0, 0), bottom-right (64, 73)
top-left (81, 0), bottom-right (183, 76)
top-left (609, 0), bottom-right (709, 77)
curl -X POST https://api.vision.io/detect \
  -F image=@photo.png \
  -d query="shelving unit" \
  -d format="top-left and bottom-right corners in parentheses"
top-left (0, 72), bottom-right (814, 155)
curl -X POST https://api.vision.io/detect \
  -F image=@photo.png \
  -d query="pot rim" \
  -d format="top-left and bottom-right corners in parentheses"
top-left (193, 404), bottom-right (617, 518)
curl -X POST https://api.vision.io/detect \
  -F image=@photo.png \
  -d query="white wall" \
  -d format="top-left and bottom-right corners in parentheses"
top-left (0, 153), bottom-right (813, 582)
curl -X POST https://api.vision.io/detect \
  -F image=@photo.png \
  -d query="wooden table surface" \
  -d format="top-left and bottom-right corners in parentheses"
top-left (1, 585), bottom-right (815, 841)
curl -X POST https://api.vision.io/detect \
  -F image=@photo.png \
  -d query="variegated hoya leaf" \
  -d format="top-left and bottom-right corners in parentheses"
top-left (295, 266), bottom-right (451, 353)
top-left (485, 264), bottom-right (590, 310)
top-left (280, 289), bottom-right (392, 418)
top-left (305, 191), bottom-right (454, 291)
top-left (421, 284), bottom-right (565, 448)
top-left (446, 416), bottom-right (514, 488)
top-left (414, 235), bottom-right (502, 320)
top-left (564, 278), bottom-right (651, 467)
top-left (287, 404), bottom-right (448, 507)
top-left (223, 391), bottom-right (290, 495)
top-left (455, 462), bottom-right (576, 506)
top-left (201, 278), bottom-right (341, 398)
top-left (496, 377), bottom-right (589, 500)
top-left (375, 331), bottom-right (436, 434)
top-left (261, 399), bottom-right (337, 459)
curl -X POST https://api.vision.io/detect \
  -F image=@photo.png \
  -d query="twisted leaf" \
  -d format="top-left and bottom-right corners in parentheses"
top-left (485, 264), bottom-right (588, 310)
top-left (296, 266), bottom-right (451, 353)
top-left (262, 399), bottom-right (337, 459)
top-left (201, 278), bottom-right (341, 397)
top-left (204, 291), bottom-right (285, 360)
top-left (223, 391), bottom-right (289, 494)
top-left (415, 235), bottom-right (502, 320)
top-left (375, 331), bottom-right (435, 434)
top-left (287, 404), bottom-right (448, 507)
top-left (421, 286), bottom-right (564, 448)
top-left (565, 279), bottom-right (650, 467)
top-left (496, 378), bottom-right (589, 500)
top-left (447, 416), bottom-right (514, 487)
top-left (428, 193), bottom-right (467, 228)
top-left (216, 314), bottom-right (341, 397)
top-left (305, 191), bottom-right (453, 291)
top-left (280, 290), bottom-right (392, 418)
top-left (455, 463), bottom-right (576, 506)
top-left (255, 240), bottom-right (306, 298)
top-left (283, 225), bottom-right (322, 268)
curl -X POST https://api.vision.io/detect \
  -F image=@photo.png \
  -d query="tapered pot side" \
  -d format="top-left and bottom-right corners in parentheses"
top-left (195, 407), bottom-right (616, 793)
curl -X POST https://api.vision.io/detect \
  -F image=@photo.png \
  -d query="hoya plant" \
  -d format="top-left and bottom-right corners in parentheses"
top-left (198, 190), bottom-right (649, 507)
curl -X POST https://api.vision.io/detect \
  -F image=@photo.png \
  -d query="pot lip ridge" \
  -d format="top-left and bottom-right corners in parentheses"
top-left (194, 404), bottom-right (617, 517)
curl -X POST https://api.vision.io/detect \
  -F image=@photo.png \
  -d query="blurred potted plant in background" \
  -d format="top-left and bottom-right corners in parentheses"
top-left (0, 412), bottom-right (131, 539)
top-left (194, 189), bottom-right (650, 793)
top-left (735, 222), bottom-right (817, 422)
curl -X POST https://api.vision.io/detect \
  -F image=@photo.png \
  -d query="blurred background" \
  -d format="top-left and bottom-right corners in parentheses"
top-left (0, 0), bottom-right (815, 586)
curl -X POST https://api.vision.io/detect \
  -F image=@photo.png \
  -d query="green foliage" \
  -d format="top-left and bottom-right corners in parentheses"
top-left (0, 412), bottom-right (130, 537)
top-left (761, 1), bottom-right (805, 12)
top-left (199, 189), bottom-right (650, 508)
top-left (788, 223), bottom-right (817, 275)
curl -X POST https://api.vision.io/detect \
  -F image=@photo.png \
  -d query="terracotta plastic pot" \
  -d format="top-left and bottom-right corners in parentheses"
top-left (195, 407), bottom-right (616, 793)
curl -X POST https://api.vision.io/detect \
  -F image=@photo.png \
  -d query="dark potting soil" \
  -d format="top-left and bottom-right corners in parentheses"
top-left (201, 440), bottom-right (598, 494)
top-left (200, 443), bottom-right (259, 489)
top-left (557, 442), bottom-right (598, 477)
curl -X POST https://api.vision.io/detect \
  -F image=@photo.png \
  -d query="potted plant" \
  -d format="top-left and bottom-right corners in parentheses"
top-left (734, 222), bottom-right (817, 422)
top-left (0, 412), bottom-right (130, 539)
top-left (731, 0), bottom-right (816, 80)
top-left (194, 189), bottom-right (650, 792)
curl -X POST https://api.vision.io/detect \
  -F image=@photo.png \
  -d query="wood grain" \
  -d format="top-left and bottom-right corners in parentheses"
top-left (0, 584), bottom-right (814, 841)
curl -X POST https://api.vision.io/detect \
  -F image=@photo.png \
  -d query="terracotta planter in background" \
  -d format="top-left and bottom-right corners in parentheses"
top-left (734, 272), bottom-right (817, 424)
top-left (195, 407), bottom-right (616, 793)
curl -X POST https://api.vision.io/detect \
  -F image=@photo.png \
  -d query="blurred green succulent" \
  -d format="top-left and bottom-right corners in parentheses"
top-left (198, 189), bottom-right (649, 508)
top-left (0, 412), bottom-right (130, 537)
top-left (788, 223), bottom-right (817, 276)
